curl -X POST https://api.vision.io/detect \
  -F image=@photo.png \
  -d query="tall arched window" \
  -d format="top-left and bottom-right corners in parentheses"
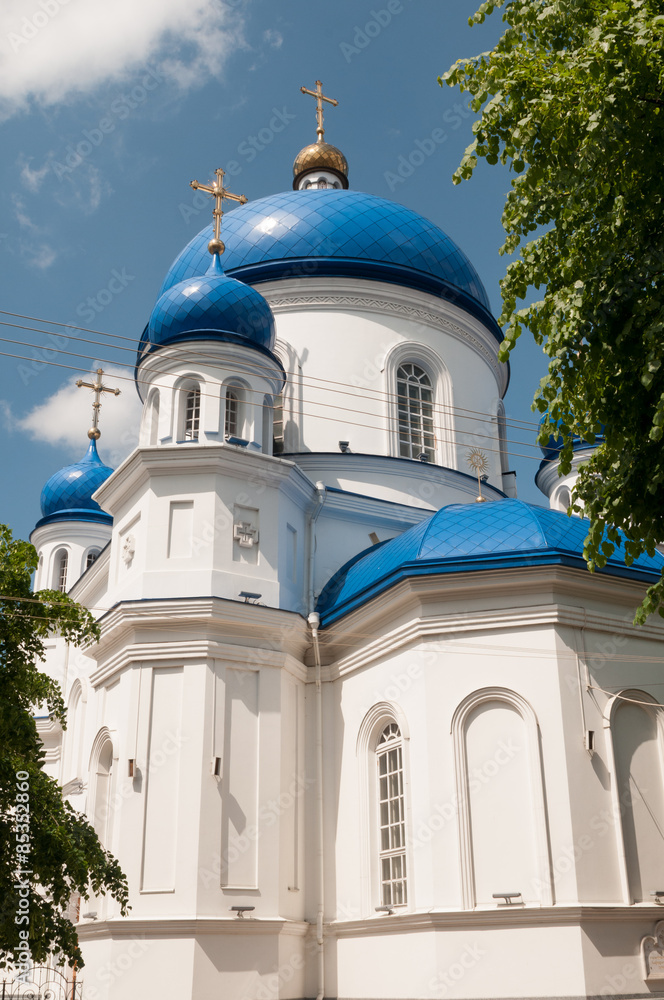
top-left (184, 388), bottom-right (200, 441)
top-left (86, 549), bottom-right (100, 570)
top-left (225, 389), bottom-right (239, 438)
top-left (376, 722), bottom-right (407, 906)
top-left (272, 393), bottom-right (284, 454)
top-left (56, 550), bottom-right (68, 592)
top-left (148, 390), bottom-right (160, 446)
top-left (396, 363), bottom-right (435, 461)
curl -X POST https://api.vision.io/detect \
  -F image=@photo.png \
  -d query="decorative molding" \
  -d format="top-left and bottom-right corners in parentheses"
top-left (642, 920), bottom-right (664, 981)
top-left (263, 287), bottom-right (507, 391)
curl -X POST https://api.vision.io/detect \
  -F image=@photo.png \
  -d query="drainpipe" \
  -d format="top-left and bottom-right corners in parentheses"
top-left (308, 611), bottom-right (325, 1000)
top-left (307, 482), bottom-right (326, 615)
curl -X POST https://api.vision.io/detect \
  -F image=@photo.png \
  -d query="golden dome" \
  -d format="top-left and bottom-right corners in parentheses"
top-left (292, 141), bottom-right (349, 189)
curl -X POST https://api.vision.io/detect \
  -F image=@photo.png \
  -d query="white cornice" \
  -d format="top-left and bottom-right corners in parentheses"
top-left (535, 448), bottom-right (596, 497)
top-left (92, 444), bottom-right (311, 516)
top-left (76, 917), bottom-right (310, 940)
top-left (89, 596), bottom-right (309, 685)
top-left (317, 565), bottom-right (664, 674)
top-left (328, 904), bottom-right (664, 937)
top-left (258, 276), bottom-right (509, 395)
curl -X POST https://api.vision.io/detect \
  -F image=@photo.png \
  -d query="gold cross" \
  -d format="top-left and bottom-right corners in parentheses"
top-left (190, 168), bottom-right (248, 255)
top-left (300, 79), bottom-right (338, 142)
top-left (75, 367), bottom-right (121, 441)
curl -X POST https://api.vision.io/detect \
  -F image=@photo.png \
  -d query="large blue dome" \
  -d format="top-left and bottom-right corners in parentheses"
top-left (140, 254), bottom-right (276, 360)
top-left (159, 190), bottom-right (499, 339)
top-left (37, 438), bottom-right (113, 528)
top-left (317, 499), bottom-right (664, 625)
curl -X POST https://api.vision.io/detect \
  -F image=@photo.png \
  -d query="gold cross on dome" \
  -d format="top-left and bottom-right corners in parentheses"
top-left (190, 168), bottom-right (248, 255)
top-left (75, 367), bottom-right (121, 441)
top-left (300, 79), bottom-right (338, 142)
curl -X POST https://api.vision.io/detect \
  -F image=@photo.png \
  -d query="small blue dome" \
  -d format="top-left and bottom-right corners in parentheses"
top-left (538, 416), bottom-right (605, 460)
top-left (37, 438), bottom-right (113, 528)
top-left (317, 499), bottom-right (664, 624)
top-left (141, 255), bottom-right (276, 360)
top-left (158, 190), bottom-right (499, 339)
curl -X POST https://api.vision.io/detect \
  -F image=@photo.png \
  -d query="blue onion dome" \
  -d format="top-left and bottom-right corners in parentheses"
top-left (538, 415), bottom-right (605, 461)
top-left (316, 499), bottom-right (664, 625)
top-left (157, 190), bottom-right (499, 339)
top-left (37, 438), bottom-right (113, 528)
top-left (139, 254), bottom-right (276, 362)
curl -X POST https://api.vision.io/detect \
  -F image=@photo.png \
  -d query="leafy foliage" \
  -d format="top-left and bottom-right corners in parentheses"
top-left (0, 524), bottom-right (128, 969)
top-left (441, 0), bottom-right (664, 621)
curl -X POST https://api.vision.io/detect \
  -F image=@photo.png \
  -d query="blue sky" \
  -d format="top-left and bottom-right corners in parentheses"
top-left (0, 0), bottom-right (550, 543)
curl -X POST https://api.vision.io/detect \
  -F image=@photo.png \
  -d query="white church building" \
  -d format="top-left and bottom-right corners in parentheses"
top-left (28, 85), bottom-right (664, 1000)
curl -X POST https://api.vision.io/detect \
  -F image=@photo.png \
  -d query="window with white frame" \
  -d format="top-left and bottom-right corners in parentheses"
top-left (376, 722), bottom-right (407, 906)
top-left (56, 550), bottom-right (68, 592)
top-left (86, 549), bottom-right (101, 570)
top-left (184, 388), bottom-right (200, 441)
top-left (272, 392), bottom-right (284, 454)
top-left (225, 388), bottom-right (239, 438)
top-left (396, 363), bottom-right (435, 461)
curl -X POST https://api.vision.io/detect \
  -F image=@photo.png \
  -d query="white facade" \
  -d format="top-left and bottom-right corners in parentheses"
top-left (29, 166), bottom-right (664, 1000)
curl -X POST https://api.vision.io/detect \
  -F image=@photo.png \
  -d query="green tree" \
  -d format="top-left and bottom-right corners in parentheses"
top-left (441, 0), bottom-right (664, 621)
top-left (0, 524), bottom-right (128, 970)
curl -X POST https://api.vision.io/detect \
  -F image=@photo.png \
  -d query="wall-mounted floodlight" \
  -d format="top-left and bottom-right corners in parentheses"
top-left (492, 892), bottom-right (522, 905)
top-left (375, 905), bottom-right (394, 915)
top-left (339, 441), bottom-right (350, 453)
top-left (239, 591), bottom-right (262, 603)
top-left (230, 906), bottom-right (255, 918)
top-left (651, 891), bottom-right (664, 903)
top-left (81, 911), bottom-right (98, 920)
top-left (418, 453), bottom-right (429, 462)
top-left (226, 436), bottom-right (249, 448)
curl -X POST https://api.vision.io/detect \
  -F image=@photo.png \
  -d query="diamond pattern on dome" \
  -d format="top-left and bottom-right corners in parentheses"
top-left (316, 498), bottom-right (664, 623)
top-left (40, 439), bottom-right (113, 524)
top-left (148, 264), bottom-right (275, 350)
top-left (157, 190), bottom-right (492, 315)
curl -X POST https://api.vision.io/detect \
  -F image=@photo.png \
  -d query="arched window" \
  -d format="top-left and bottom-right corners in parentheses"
top-left (225, 389), bottom-right (239, 438)
top-left (376, 722), bottom-right (407, 906)
top-left (56, 550), bottom-right (68, 592)
top-left (396, 363), bottom-right (435, 461)
top-left (557, 487), bottom-right (572, 511)
top-left (272, 393), bottom-right (284, 454)
top-left (86, 549), bottom-right (100, 570)
top-left (148, 390), bottom-right (160, 446)
top-left (184, 388), bottom-right (200, 441)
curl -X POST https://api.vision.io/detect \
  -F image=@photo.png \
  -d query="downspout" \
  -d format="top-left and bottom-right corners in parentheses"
top-left (307, 482), bottom-right (327, 615)
top-left (308, 611), bottom-right (325, 1000)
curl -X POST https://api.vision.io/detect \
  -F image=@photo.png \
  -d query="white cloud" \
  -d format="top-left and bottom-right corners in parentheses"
top-left (0, 0), bottom-right (244, 121)
top-left (12, 193), bottom-right (58, 268)
top-left (263, 28), bottom-right (283, 49)
top-left (19, 156), bottom-right (50, 192)
top-left (13, 364), bottom-right (143, 468)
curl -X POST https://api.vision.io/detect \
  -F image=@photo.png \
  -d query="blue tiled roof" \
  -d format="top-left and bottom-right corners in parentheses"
top-left (141, 254), bottom-right (276, 358)
top-left (37, 438), bottom-right (113, 528)
top-left (157, 190), bottom-right (498, 337)
top-left (317, 499), bottom-right (664, 625)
